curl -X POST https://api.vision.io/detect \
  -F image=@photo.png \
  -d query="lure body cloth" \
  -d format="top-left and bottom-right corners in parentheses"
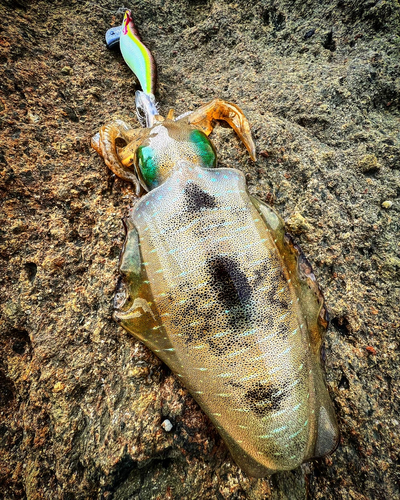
top-left (120, 10), bottom-right (157, 96)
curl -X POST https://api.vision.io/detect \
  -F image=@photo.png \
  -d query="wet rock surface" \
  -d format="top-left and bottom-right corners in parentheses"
top-left (0, 0), bottom-right (399, 498)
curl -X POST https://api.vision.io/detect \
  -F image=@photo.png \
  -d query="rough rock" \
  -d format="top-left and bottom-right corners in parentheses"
top-left (0, 0), bottom-right (399, 498)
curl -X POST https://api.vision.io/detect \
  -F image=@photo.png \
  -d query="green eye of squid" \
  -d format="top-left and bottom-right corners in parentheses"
top-left (137, 146), bottom-right (158, 188)
top-left (190, 130), bottom-right (217, 168)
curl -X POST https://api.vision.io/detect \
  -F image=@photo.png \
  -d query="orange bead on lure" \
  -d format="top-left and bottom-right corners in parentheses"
top-left (91, 11), bottom-right (339, 477)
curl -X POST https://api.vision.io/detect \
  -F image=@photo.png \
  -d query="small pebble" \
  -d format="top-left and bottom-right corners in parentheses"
top-left (52, 382), bottom-right (65, 393)
top-left (357, 154), bottom-right (380, 173)
top-left (381, 200), bottom-right (393, 209)
top-left (304, 29), bottom-right (316, 39)
top-left (285, 212), bottom-right (311, 234)
top-left (161, 419), bottom-right (173, 432)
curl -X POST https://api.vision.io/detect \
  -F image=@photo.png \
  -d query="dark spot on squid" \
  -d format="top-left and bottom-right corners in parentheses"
top-left (266, 286), bottom-right (289, 311)
top-left (170, 288), bottom-right (215, 346)
top-left (206, 256), bottom-right (252, 328)
top-left (184, 182), bottom-right (217, 212)
top-left (207, 256), bottom-right (252, 306)
top-left (276, 323), bottom-right (290, 340)
top-left (278, 268), bottom-right (286, 282)
top-left (253, 261), bottom-right (271, 288)
top-left (244, 382), bottom-right (285, 416)
top-left (253, 254), bottom-right (283, 287)
top-left (207, 336), bottom-right (228, 356)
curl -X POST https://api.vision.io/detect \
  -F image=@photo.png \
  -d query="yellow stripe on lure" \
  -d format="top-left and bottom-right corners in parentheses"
top-left (120, 10), bottom-right (157, 96)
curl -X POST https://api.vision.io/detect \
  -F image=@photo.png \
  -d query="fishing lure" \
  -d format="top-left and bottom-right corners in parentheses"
top-left (120, 10), bottom-right (156, 96)
top-left (91, 11), bottom-right (338, 477)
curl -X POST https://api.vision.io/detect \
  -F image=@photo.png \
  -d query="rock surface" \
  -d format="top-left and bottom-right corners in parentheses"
top-left (0, 0), bottom-right (399, 498)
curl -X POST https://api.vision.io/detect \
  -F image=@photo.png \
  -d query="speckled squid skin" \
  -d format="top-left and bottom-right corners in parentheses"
top-left (109, 118), bottom-right (339, 477)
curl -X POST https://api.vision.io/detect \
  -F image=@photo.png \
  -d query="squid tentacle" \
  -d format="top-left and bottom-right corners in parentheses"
top-left (91, 120), bottom-right (141, 196)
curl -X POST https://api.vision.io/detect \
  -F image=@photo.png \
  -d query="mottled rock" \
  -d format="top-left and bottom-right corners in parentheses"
top-left (285, 212), bottom-right (311, 235)
top-left (357, 154), bottom-right (380, 173)
top-left (1, 0), bottom-right (399, 499)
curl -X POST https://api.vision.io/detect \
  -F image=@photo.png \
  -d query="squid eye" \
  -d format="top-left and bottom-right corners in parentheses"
top-left (136, 146), bottom-right (158, 188)
top-left (190, 130), bottom-right (217, 168)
